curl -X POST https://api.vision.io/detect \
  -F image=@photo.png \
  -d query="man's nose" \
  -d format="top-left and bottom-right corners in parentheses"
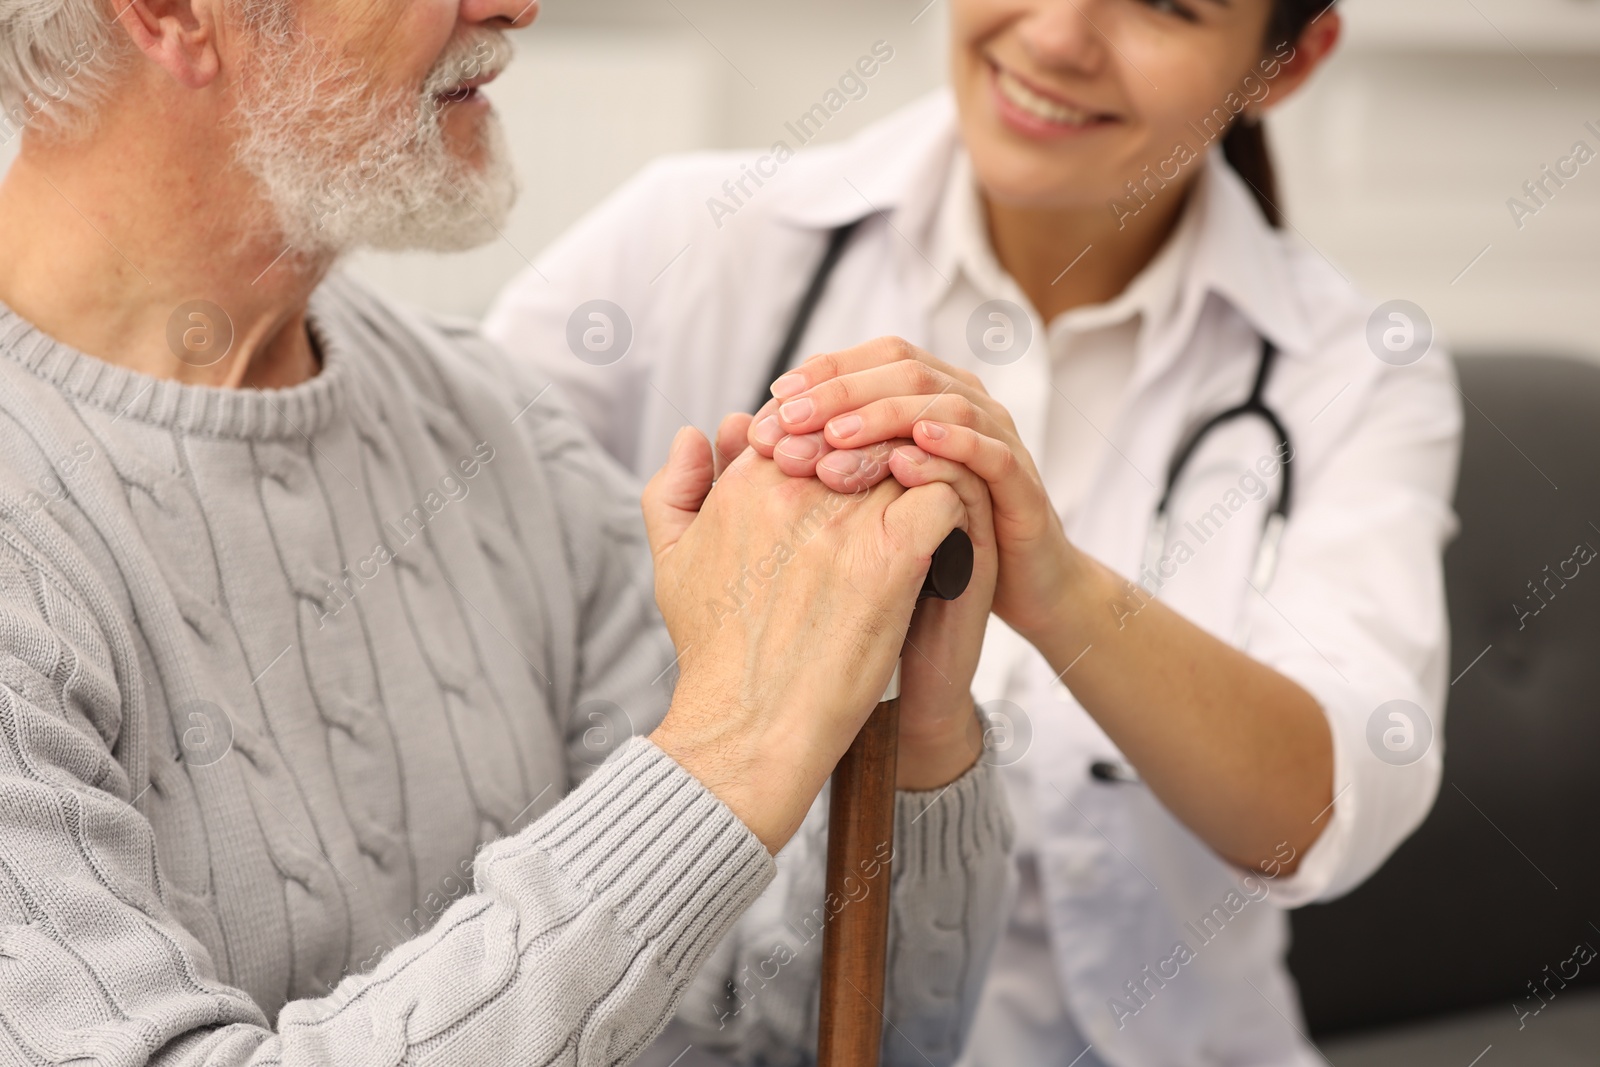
top-left (460, 0), bottom-right (538, 31)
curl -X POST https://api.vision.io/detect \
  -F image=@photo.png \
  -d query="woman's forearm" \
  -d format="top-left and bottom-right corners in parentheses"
top-left (1028, 547), bottom-right (1334, 874)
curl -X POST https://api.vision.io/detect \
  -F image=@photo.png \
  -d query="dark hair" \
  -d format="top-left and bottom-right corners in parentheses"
top-left (1221, 1), bottom-right (1335, 228)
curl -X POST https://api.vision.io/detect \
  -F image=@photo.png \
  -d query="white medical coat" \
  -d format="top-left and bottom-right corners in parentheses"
top-left (484, 92), bottom-right (1462, 1067)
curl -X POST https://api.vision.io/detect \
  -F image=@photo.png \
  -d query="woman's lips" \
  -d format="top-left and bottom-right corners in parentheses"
top-left (989, 61), bottom-right (1115, 138)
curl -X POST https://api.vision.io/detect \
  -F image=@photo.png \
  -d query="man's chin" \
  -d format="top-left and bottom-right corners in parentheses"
top-left (285, 127), bottom-right (519, 258)
top-left (363, 171), bottom-right (518, 254)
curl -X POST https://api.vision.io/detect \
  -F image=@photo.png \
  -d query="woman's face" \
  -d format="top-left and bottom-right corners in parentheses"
top-left (950, 0), bottom-right (1285, 213)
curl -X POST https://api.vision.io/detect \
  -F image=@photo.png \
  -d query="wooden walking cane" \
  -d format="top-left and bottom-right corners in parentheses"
top-left (817, 528), bottom-right (975, 1067)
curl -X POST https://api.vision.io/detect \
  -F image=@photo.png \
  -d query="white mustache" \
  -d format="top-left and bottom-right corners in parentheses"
top-left (426, 33), bottom-right (511, 98)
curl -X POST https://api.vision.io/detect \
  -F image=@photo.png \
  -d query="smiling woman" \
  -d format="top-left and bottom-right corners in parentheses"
top-left (947, 0), bottom-right (1343, 319)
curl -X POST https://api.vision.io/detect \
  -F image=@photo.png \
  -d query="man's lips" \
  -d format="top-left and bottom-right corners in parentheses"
top-left (437, 70), bottom-right (500, 104)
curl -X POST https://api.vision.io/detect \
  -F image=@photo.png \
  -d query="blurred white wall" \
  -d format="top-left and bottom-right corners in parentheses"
top-left (3, 0), bottom-right (1596, 357)
top-left (1273, 0), bottom-right (1600, 358)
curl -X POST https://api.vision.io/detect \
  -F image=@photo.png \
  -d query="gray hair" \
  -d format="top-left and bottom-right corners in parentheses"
top-left (0, 0), bottom-right (129, 142)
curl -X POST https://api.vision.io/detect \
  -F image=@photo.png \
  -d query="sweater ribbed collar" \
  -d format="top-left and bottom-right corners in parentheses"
top-left (0, 283), bottom-right (358, 441)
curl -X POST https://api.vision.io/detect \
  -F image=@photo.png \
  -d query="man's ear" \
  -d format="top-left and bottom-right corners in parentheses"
top-left (1259, 11), bottom-right (1342, 114)
top-left (115, 0), bottom-right (222, 90)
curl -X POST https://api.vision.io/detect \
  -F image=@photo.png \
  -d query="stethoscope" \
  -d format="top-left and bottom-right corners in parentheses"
top-left (765, 221), bottom-right (1296, 787)
top-left (1144, 335), bottom-right (1294, 593)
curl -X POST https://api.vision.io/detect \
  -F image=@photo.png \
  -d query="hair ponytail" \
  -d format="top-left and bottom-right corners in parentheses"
top-left (1222, 0), bottom-right (1336, 229)
top-left (1223, 119), bottom-right (1281, 228)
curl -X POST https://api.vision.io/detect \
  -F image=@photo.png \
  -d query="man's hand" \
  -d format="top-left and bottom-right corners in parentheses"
top-left (642, 424), bottom-right (972, 853)
top-left (716, 413), bottom-right (993, 792)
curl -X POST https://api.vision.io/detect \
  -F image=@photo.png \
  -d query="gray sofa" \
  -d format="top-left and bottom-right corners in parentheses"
top-left (1287, 354), bottom-right (1600, 1064)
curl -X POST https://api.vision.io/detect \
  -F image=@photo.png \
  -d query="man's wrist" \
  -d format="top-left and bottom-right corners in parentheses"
top-left (896, 700), bottom-right (983, 790)
top-left (650, 690), bottom-right (835, 855)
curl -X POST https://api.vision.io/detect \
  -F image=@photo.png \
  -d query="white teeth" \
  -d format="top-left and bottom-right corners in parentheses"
top-left (996, 68), bottom-right (1093, 127)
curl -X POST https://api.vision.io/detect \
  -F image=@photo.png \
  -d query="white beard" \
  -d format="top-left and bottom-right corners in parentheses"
top-left (230, 15), bottom-right (517, 258)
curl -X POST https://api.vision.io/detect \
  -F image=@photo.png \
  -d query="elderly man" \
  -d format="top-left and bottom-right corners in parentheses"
top-left (0, 0), bottom-right (1012, 1063)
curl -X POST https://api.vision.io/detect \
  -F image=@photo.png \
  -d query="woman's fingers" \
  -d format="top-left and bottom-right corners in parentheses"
top-left (816, 392), bottom-right (1003, 453)
top-left (753, 336), bottom-right (988, 457)
top-left (771, 432), bottom-right (831, 477)
top-left (766, 431), bottom-right (902, 493)
top-left (770, 338), bottom-right (907, 397)
top-left (911, 420), bottom-right (1037, 527)
top-left (772, 337), bottom-right (982, 400)
top-left (749, 337), bottom-right (1023, 508)
top-left (775, 360), bottom-right (972, 437)
top-left (749, 400), bottom-right (783, 456)
top-left (814, 439), bottom-right (905, 494)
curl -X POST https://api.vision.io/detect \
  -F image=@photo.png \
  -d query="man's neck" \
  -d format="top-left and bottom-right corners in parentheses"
top-left (0, 109), bottom-right (329, 390)
top-left (983, 179), bottom-right (1191, 325)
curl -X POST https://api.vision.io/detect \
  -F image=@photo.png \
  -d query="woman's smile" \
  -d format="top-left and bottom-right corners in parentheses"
top-left (988, 58), bottom-right (1119, 139)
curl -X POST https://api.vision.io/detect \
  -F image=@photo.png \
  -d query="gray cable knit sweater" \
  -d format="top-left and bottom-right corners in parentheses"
top-left (0, 273), bottom-right (1011, 1067)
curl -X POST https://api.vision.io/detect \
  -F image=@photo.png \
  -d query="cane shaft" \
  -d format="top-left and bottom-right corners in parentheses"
top-left (817, 528), bottom-right (972, 1065)
top-left (817, 694), bottom-right (900, 1067)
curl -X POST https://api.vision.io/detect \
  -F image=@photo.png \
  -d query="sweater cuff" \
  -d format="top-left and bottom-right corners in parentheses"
top-left (893, 758), bottom-right (1014, 879)
top-left (481, 736), bottom-right (775, 979)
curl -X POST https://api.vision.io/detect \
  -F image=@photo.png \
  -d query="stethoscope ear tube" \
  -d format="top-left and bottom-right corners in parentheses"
top-left (1143, 513), bottom-right (1172, 582)
top-left (1141, 338), bottom-right (1293, 596)
top-left (1249, 512), bottom-right (1287, 591)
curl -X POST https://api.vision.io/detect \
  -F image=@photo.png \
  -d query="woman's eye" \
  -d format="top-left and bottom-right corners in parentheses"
top-left (1143, 0), bottom-right (1199, 21)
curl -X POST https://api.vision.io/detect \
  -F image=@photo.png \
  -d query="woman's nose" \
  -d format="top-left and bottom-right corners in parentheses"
top-left (1016, 0), bottom-right (1112, 78)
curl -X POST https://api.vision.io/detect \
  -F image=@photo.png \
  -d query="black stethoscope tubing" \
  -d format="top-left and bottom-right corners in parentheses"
top-left (752, 218), bottom-right (866, 416)
top-left (1146, 336), bottom-right (1293, 594)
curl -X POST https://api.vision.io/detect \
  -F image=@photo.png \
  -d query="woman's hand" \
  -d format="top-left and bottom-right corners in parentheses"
top-left (748, 336), bottom-right (1082, 645)
top-left (642, 421), bottom-right (973, 852)
top-left (749, 340), bottom-right (1336, 874)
